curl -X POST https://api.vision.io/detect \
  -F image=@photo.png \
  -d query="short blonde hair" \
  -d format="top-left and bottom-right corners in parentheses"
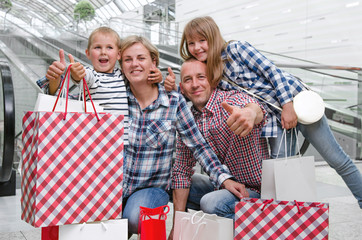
top-left (119, 35), bottom-right (159, 67)
top-left (87, 27), bottom-right (122, 50)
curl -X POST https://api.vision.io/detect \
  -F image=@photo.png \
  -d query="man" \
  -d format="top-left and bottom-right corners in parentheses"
top-left (171, 59), bottom-right (269, 225)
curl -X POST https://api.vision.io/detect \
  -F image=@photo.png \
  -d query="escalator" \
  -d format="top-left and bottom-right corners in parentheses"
top-left (0, 59), bottom-right (15, 196)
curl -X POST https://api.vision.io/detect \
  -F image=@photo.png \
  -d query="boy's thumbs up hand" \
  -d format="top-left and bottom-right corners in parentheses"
top-left (221, 102), bottom-right (256, 137)
top-left (68, 53), bottom-right (86, 81)
top-left (46, 49), bottom-right (66, 82)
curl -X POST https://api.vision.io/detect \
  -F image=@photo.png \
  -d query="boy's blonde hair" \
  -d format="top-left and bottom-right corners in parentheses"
top-left (119, 35), bottom-right (159, 67)
top-left (87, 27), bottom-right (122, 50)
top-left (180, 16), bottom-right (226, 88)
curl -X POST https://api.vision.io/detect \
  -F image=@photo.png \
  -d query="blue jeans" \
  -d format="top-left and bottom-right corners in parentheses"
top-left (122, 188), bottom-right (170, 234)
top-left (187, 173), bottom-right (260, 220)
top-left (269, 115), bottom-right (362, 208)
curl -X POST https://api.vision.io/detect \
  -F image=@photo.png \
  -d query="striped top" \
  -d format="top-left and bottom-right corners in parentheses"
top-left (83, 67), bottom-right (129, 145)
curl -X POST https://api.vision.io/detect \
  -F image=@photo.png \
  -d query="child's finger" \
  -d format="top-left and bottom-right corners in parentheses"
top-left (59, 49), bottom-right (66, 66)
top-left (68, 54), bottom-right (75, 64)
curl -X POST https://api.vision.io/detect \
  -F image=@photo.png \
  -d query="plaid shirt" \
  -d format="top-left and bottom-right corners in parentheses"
top-left (174, 89), bottom-right (269, 193)
top-left (219, 41), bottom-right (306, 137)
top-left (124, 85), bottom-right (232, 198)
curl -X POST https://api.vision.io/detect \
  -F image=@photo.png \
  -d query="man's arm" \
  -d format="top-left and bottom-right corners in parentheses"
top-left (168, 188), bottom-right (190, 240)
top-left (221, 101), bottom-right (264, 137)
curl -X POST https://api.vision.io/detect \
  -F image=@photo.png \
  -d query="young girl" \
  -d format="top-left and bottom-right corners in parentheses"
top-left (176, 16), bottom-right (362, 208)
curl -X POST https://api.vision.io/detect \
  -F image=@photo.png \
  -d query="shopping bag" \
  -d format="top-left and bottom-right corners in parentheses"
top-left (261, 129), bottom-right (317, 202)
top-left (235, 198), bottom-right (329, 240)
top-left (35, 70), bottom-right (103, 113)
top-left (173, 210), bottom-right (233, 240)
top-left (59, 219), bottom-right (128, 240)
top-left (41, 219), bottom-right (128, 240)
top-left (21, 65), bottom-right (125, 227)
top-left (34, 93), bottom-right (103, 113)
top-left (138, 205), bottom-right (170, 240)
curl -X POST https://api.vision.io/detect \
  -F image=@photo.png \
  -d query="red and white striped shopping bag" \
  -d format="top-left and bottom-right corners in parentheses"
top-left (235, 198), bottom-right (329, 240)
top-left (21, 111), bottom-right (124, 227)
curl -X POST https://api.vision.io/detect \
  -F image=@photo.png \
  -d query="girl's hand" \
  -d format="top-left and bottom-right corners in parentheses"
top-left (164, 67), bottom-right (177, 91)
top-left (148, 67), bottom-right (163, 84)
top-left (281, 102), bottom-right (298, 129)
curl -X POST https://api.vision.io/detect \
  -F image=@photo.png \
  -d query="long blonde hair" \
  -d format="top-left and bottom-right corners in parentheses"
top-left (180, 16), bottom-right (226, 88)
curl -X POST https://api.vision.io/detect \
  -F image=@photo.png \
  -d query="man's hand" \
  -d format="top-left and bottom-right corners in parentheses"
top-left (164, 67), bottom-right (177, 91)
top-left (221, 102), bottom-right (260, 137)
top-left (69, 54), bottom-right (86, 81)
top-left (148, 67), bottom-right (163, 84)
top-left (281, 102), bottom-right (298, 129)
top-left (168, 228), bottom-right (174, 240)
top-left (222, 179), bottom-right (249, 199)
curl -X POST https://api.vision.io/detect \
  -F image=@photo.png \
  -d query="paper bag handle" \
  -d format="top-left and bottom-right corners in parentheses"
top-left (52, 65), bottom-right (100, 121)
top-left (276, 128), bottom-right (301, 161)
top-left (179, 216), bottom-right (206, 240)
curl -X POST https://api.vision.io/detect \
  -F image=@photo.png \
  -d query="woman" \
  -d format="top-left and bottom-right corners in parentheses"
top-left (119, 35), bottom-right (239, 235)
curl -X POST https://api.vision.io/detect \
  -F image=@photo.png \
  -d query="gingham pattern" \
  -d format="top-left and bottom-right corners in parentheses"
top-left (21, 111), bottom-right (124, 227)
top-left (125, 85), bottom-right (231, 197)
top-left (234, 198), bottom-right (329, 240)
top-left (174, 89), bottom-right (269, 193)
top-left (220, 41), bottom-right (307, 137)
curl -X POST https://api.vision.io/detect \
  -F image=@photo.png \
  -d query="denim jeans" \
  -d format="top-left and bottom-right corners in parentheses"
top-left (122, 187), bottom-right (170, 234)
top-left (187, 173), bottom-right (260, 220)
top-left (269, 115), bottom-right (362, 208)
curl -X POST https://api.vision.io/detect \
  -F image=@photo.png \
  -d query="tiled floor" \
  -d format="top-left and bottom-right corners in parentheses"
top-left (0, 162), bottom-right (361, 240)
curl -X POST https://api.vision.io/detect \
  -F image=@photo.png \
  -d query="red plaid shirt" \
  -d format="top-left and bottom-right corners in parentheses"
top-left (173, 89), bottom-right (269, 193)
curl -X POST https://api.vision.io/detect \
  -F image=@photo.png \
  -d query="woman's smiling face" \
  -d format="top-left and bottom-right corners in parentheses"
top-left (121, 42), bottom-right (156, 85)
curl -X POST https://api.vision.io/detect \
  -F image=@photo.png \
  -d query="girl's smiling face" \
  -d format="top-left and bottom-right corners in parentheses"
top-left (187, 35), bottom-right (209, 62)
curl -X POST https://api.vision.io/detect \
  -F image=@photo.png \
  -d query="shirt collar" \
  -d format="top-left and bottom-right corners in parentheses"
top-left (127, 84), bottom-right (170, 109)
top-left (191, 88), bottom-right (219, 115)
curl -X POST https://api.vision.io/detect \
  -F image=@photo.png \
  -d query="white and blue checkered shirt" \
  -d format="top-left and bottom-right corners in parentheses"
top-left (124, 85), bottom-right (232, 198)
top-left (219, 41), bottom-right (306, 137)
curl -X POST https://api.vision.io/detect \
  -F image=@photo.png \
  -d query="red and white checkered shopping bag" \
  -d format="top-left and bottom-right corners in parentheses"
top-left (21, 65), bottom-right (124, 227)
top-left (234, 198), bottom-right (329, 240)
top-left (21, 111), bottom-right (124, 227)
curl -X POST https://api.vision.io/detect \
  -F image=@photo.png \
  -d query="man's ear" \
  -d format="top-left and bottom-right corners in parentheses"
top-left (179, 82), bottom-right (184, 94)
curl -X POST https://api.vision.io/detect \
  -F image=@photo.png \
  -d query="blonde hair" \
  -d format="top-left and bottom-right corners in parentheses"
top-left (180, 16), bottom-right (226, 88)
top-left (87, 27), bottom-right (122, 50)
top-left (119, 35), bottom-right (159, 67)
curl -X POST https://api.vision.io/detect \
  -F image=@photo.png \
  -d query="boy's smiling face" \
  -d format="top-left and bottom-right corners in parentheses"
top-left (86, 32), bottom-right (121, 73)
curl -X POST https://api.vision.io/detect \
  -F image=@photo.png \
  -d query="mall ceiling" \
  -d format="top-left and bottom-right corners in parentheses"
top-left (2, 0), bottom-right (165, 28)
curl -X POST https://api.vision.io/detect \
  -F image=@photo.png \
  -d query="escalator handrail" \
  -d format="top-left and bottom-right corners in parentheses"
top-left (0, 60), bottom-right (15, 182)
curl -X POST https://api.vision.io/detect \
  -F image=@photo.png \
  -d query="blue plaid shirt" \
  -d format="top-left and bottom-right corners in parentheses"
top-left (123, 84), bottom-right (232, 198)
top-left (219, 41), bottom-right (306, 137)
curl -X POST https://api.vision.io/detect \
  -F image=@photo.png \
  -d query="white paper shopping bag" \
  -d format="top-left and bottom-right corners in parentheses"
top-left (59, 219), bottom-right (128, 240)
top-left (173, 210), bottom-right (233, 240)
top-left (34, 93), bottom-right (103, 113)
top-left (261, 129), bottom-right (317, 202)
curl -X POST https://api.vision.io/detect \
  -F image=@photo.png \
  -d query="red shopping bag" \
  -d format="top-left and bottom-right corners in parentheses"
top-left (42, 226), bottom-right (59, 240)
top-left (234, 198), bottom-right (329, 240)
top-left (138, 205), bottom-right (170, 240)
top-left (21, 66), bottom-right (124, 227)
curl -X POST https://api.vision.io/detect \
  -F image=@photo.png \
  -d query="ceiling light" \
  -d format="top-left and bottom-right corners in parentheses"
top-left (345, 2), bottom-right (360, 7)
